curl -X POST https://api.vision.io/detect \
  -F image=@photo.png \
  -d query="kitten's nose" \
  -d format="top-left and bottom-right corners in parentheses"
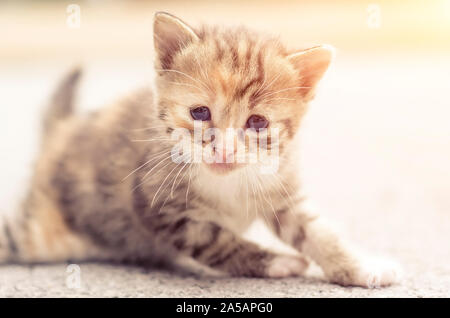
top-left (213, 143), bottom-right (237, 163)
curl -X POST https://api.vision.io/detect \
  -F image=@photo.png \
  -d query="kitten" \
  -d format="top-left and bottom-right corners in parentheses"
top-left (0, 12), bottom-right (400, 287)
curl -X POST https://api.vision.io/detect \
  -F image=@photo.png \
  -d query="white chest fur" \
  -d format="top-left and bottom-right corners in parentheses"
top-left (192, 167), bottom-right (256, 233)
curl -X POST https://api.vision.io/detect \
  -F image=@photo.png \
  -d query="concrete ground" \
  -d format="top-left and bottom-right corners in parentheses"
top-left (0, 259), bottom-right (447, 298)
top-left (1, 1), bottom-right (450, 297)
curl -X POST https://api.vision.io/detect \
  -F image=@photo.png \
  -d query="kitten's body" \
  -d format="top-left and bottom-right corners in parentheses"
top-left (0, 13), bottom-right (400, 286)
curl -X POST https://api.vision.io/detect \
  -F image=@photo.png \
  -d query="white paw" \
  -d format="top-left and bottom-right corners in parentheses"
top-left (355, 257), bottom-right (403, 288)
top-left (266, 255), bottom-right (309, 278)
top-left (330, 257), bottom-right (403, 288)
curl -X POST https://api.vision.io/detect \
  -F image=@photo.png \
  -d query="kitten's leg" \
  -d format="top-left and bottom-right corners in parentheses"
top-left (147, 214), bottom-right (308, 278)
top-left (263, 203), bottom-right (401, 287)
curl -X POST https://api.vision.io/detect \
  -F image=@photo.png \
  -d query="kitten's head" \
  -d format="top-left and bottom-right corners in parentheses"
top-left (153, 12), bottom-right (332, 176)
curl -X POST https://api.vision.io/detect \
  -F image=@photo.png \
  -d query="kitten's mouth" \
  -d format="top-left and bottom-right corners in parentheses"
top-left (205, 162), bottom-right (241, 174)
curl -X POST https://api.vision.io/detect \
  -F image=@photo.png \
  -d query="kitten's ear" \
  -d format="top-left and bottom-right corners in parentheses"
top-left (287, 45), bottom-right (334, 99)
top-left (153, 12), bottom-right (199, 69)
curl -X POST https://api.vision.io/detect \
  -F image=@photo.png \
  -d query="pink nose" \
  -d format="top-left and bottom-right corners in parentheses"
top-left (213, 144), bottom-right (236, 163)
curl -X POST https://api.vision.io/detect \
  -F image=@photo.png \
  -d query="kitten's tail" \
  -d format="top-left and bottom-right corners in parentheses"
top-left (0, 213), bottom-right (19, 263)
top-left (42, 67), bottom-right (82, 138)
top-left (0, 200), bottom-right (95, 264)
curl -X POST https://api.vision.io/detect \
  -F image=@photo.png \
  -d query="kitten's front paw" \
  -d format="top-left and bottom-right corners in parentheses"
top-left (266, 255), bottom-right (309, 278)
top-left (328, 257), bottom-right (402, 288)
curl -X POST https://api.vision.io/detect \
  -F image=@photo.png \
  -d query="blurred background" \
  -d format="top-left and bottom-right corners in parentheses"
top-left (1, 0), bottom-right (450, 296)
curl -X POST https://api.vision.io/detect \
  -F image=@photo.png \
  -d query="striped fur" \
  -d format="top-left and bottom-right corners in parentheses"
top-left (0, 12), bottom-right (401, 287)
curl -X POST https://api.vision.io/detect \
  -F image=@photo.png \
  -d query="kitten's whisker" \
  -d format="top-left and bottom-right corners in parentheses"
top-left (158, 161), bottom-right (189, 213)
top-left (253, 156), bottom-right (295, 213)
top-left (166, 81), bottom-right (209, 98)
top-left (151, 154), bottom-right (190, 207)
top-left (271, 173), bottom-right (299, 218)
top-left (131, 138), bottom-right (173, 142)
top-left (251, 166), bottom-right (271, 226)
top-left (238, 170), bottom-right (248, 221)
top-left (185, 164), bottom-right (195, 209)
top-left (131, 125), bottom-right (168, 132)
top-left (253, 73), bottom-right (268, 97)
top-left (247, 168), bottom-right (260, 220)
top-left (170, 160), bottom-right (190, 197)
top-left (244, 169), bottom-right (255, 220)
top-left (122, 149), bottom-right (173, 181)
top-left (259, 86), bottom-right (311, 101)
top-left (174, 162), bottom-right (193, 197)
top-left (132, 155), bottom-right (175, 192)
top-left (193, 56), bottom-right (213, 93)
top-left (264, 97), bottom-right (297, 104)
top-left (245, 170), bottom-right (250, 221)
top-left (255, 172), bottom-right (281, 230)
top-left (155, 68), bottom-right (212, 94)
top-left (134, 155), bottom-right (175, 190)
top-left (175, 161), bottom-right (194, 188)
top-left (260, 172), bottom-right (293, 211)
top-left (255, 73), bottom-right (282, 97)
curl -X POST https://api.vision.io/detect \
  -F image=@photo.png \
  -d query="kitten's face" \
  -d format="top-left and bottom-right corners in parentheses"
top-left (153, 12), bottom-right (332, 176)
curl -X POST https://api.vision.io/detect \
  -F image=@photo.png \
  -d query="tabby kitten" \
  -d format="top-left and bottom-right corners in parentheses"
top-left (0, 12), bottom-right (400, 287)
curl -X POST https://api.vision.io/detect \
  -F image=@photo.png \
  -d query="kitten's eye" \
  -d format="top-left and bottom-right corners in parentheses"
top-left (190, 106), bottom-right (211, 121)
top-left (246, 115), bottom-right (269, 131)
